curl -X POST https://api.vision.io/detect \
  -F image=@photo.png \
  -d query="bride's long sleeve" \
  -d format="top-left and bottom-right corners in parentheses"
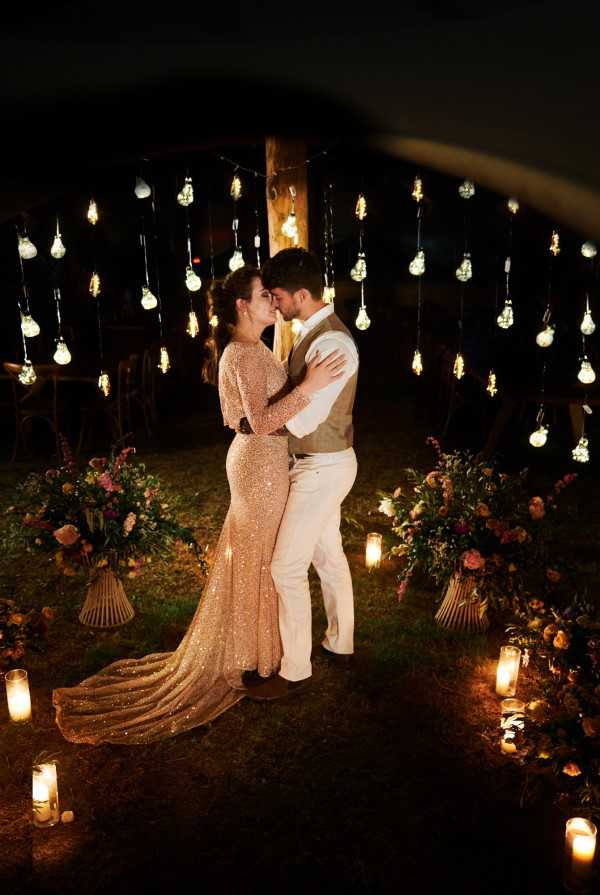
top-left (235, 347), bottom-right (310, 435)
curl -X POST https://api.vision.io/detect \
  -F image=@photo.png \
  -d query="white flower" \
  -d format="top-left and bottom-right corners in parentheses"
top-left (378, 498), bottom-right (395, 517)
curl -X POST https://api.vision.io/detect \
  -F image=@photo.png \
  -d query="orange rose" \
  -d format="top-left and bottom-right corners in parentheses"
top-left (562, 762), bottom-right (582, 777)
top-left (543, 624), bottom-right (559, 642)
top-left (553, 630), bottom-right (570, 650)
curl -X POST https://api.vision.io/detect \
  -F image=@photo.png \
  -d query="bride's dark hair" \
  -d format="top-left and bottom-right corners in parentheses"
top-left (201, 265), bottom-right (260, 385)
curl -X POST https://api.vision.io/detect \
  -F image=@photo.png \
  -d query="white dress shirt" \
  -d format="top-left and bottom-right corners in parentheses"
top-left (286, 305), bottom-right (359, 440)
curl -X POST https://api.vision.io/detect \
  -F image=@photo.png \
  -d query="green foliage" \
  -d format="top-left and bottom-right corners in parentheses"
top-left (0, 597), bottom-right (54, 671)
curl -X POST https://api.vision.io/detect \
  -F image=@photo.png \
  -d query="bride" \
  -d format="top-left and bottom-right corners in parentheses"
top-left (52, 266), bottom-right (344, 745)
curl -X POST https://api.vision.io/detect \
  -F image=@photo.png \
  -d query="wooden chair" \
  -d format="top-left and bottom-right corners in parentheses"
top-left (3, 362), bottom-right (61, 461)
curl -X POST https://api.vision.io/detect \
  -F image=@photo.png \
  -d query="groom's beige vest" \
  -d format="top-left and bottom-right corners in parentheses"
top-left (287, 313), bottom-right (358, 454)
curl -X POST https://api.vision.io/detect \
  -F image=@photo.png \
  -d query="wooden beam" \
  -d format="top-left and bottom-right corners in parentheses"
top-left (265, 137), bottom-right (308, 361)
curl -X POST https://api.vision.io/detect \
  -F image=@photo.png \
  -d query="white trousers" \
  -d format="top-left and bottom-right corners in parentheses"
top-left (271, 447), bottom-right (358, 681)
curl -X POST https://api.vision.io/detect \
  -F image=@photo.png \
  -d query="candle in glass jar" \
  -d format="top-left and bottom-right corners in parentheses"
top-left (564, 817), bottom-right (597, 892)
top-left (495, 645), bottom-right (522, 697)
top-left (32, 762), bottom-right (60, 828)
top-left (32, 773), bottom-right (51, 823)
top-left (5, 668), bottom-right (31, 723)
top-left (365, 533), bottom-right (383, 570)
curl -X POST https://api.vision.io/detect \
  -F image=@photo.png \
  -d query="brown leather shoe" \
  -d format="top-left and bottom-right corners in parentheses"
top-left (245, 673), bottom-right (311, 701)
top-left (320, 645), bottom-right (354, 667)
top-left (241, 669), bottom-right (263, 687)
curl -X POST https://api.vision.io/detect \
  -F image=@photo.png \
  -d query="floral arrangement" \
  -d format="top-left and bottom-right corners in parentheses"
top-left (506, 595), bottom-right (600, 818)
top-left (1, 597), bottom-right (54, 670)
top-left (7, 437), bottom-right (203, 581)
top-left (377, 437), bottom-right (577, 607)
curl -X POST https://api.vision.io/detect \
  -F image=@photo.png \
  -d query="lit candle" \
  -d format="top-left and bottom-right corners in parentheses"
top-left (32, 773), bottom-right (51, 824)
top-left (5, 668), bottom-right (31, 723)
top-left (365, 533), bottom-right (383, 570)
top-left (500, 733), bottom-right (517, 754)
top-left (32, 762), bottom-right (60, 828)
top-left (564, 817), bottom-right (597, 892)
top-left (495, 645), bottom-right (521, 697)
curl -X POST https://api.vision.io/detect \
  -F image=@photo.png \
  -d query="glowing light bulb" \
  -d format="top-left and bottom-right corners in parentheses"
top-left (355, 306), bottom-right (371, 331)
top-left (18, 360), bottom-right (36, 385)
top-left (350, 252), bottom-right (367, 282)
top-left (497, 301), bottom-right (514, 329)
top-left (89, 272), bottom-right (101, 298)
top-left (581, 302), bottom-right (596, 336)
top-left (21, 313), bottom-right (40, 338)
top-left (412, 177), bottom-right (423, 202)
top-left (550, 230), bottom-right (560, 256)
top-left (578, 358), bottom-right (596, 384)
top-left (529, 424), bottom-right (548, 448)
top-left (409, 249), bottom-right (425, 276)
top-left (18, 235), bottom-right (37, 259)
top-left (141, 285), bottom-right (158, 310)
top-left (572, 436), bottom-right (590, 463)
top-left (323, 285), bottom-right (335, 304)
top-left (458, 179), bottom-right (475, 199)
top-left (186, 310), bottom-right (199, 338)
top-left (487, 370), bottom-right (498, 396)
top-left (185, 267), bottom-right (202, 292)
top-left (581, 241), bottom-right (597, 259)
top-left (281, 211), bottom-right (298, 242)
top-left (87, 199), bottom-right (98, 225)
top-left (53, 339), bottom-right (71, 365)
top-left (412, 349), bottom-right (423, 376)
top-left (134, 176), bottom-right (152, 199)
top-left (230, 175), bottom-right (242, 200)
top-left (229, 249), bottom-right (244, 272)
top-left (98, 371), bottom-right (110, 397)
top-left (158, 346), bottom-right (170, 374)
top-left (177, 176), bottom-right (194, 207)
top-left (536, 325), bottom-right (555, 347)
top-left (453, 352), bottom-right (465, 379)
top-left (507, 197), bottom-right (519, 214)
top-left (209, 314), bottom-right (219, 328)
top-left (455, 253), bottom-right (472, 282)
top-left (355, 194), bottom-right (367, 220)
top-left (50, 221), bottom-right (66, 258)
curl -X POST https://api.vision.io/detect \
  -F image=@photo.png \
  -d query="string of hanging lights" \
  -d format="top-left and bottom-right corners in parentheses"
top-left (409, 175), bottom-right (425, 376)
top-left (351, 192), bottom-right (370, 331)
top-left (322, 182), bottom-right (336, 305)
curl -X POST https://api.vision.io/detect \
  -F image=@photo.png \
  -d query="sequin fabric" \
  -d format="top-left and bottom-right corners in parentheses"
top-left (52, 340), bottom-right (310, 745)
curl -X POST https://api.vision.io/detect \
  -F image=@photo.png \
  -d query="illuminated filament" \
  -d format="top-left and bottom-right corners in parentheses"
top-left (550, 230), bottom-right (560, 256)
top-left (209, 314), bottom-right (219, 328)
top-left (177, 176), bottom-right (194, 207)
top-left (578, 358), bottom-right (596, 385)
top-left (411, 177), bottom-right (423, 203)
top-left (355, 306), bottom-right (371, 331)
top-left (350, 252), bottom-right (367, 282)
top-left (497, 301), bottom-right (514, 329)
top-left (18, 235), bottom-right (37, 259)
top-left (50, 219), bottom-right (66, 259)
top-left (455, 253), bottom-right (473, 282)
top-left (458, 179), bottom-right (475, 199)
top-left (355, 193), bottom-right (367, 220)
top-left (89, 272), bottom-right (101, 298)
top-left (529, 424), bottom-right (548, 448)
top-left (572, 435), bottom-right (590, 463)
top-left (18, 361), bottom-right (36, 385)
top-left (53, 339), bottom-right (72, 366)
top-left (507, 197), bottom-right (519, 214)
top-left (229, 249), bottom-right (244, 272)
top-left (281, 186), bottom-right (299, 243)
top-left (323, 285), bottom-right (336, 304)
top-left (158, 346), bottom-right (171, 374)
top-left (453, 353), bottom-right (465, 380)
top-left (412, 349), bottom-right (423, 376)
top-left (87, 199), bottom-right (98, 225)
top-left (186, 310), bottom-right (200, 338)
top-left (185, 267), bottom-right (202, 291)
top-left (141, 286), bottom-right (158, 310)
top-left (409, 249), bottom-right (426, 276)
top-left (98, 371), bottom-right (110, 397)
top-left (21, 314), bottom-right (41, 338)
top-left (581, 241), bottom-right (597, 259)
top-left (230, 175), bottom-right (242, 201)
top-left (487, 370), bottom-right (498, 396)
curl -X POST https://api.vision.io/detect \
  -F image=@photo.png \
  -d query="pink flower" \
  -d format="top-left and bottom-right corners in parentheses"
top-left (461, 549), bottom-right (485, 571)
top-left (454, 520), bottom-right (470, 535)
top-left (528, 496), bottom-right (545, 520)
top-left (393, 486), bottom-right (402, 498)
top-left (396, 578), bottom-right (410, 601)
top-left (99, 472), bottom-right (115, 492)
top-left (89, 457), bottom-right (107, 470)
top-left (53, 524), bottom-right (80, 546)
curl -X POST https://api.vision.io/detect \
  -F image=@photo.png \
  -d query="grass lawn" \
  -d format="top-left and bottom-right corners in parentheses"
top-left (0, 399), bottom-right (596, 894)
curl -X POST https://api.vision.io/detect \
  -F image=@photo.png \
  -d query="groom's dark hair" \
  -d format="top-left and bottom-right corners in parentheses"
top-left (262, 247), bottom-right (322, 298)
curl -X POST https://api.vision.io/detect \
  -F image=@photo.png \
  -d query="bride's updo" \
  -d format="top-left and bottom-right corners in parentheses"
top-left (202, 265), bottom-right (260, 385)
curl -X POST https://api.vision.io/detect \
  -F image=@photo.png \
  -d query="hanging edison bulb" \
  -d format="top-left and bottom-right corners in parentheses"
top-left (581, 241), bottom-right (597, 259)
top-left (453, 352), bottom-right (465, 379)
top-left (230, 174), bottom-right (242, 201)
top-left (529, 424), bottom-right (548, 447)
top-left (536, 325), bottom-right (555, 347)
top-left (89, 271), bottom-right (101, 298)
top-left (158, 346), bottom-right (171, 374)
top-left (229, 249), bottom-right (244, 272)
top-left (355, 306), bottom-right (371, 331)
top-left (21, 313), bottom-right (41, 338)
top-left (487, 370), bottom-right (498, 396)
top-left (50, 220), bottom-right (66, 258)
top-left (507, 197), bottom-right (519, 214)
top-left (581, 298), bottom-right (596, 336)
top-left (455, 253), bottom-right (472, 282)
top-left (323, 285), bottom-right (335, 304)
top-left (411, 349), bottom-right (423, 376)
top-left (98, 371), bottom-right (110, 397)
top-left (209, 314), bottom-right (219, 328)
top-left (53, 339), bottom-right (72, 365)
top-left (177, 176), bottom-right (194, 207)
top-left (572, 435), bottom-right (590, 463)
top-left (18, 360), bottom-right (36, 385)
top-left (18, 235), bottom-right (37, 260)
top-left (185, 267), bottom-right (202, 292)
top-left (549, 230), bottom-right (560, 256)
top-left (578, 358), bottom-right (596, 384)
top-left (87, 199), bottom-right (98, 225)
top-left (411, 176), bottom-right (423, 202)
top-left (141, 285), bottom-right (158, 310)
top-left (355, 194), bottom-right (367, 220)
top-left (281, 210), bottom-right (298, 241)
top-left (135, 176), bottom-right (152, 199)
top-left (186, 310), bottom-right (200, 338)
top-left (350, 252), bottom-right (367, 282)
top-left (408, 249), bottom-right (426, 276)
top-left (497, 300), bottom-right (514, 329)
top-left (458, 180), bottom-right (475, 199)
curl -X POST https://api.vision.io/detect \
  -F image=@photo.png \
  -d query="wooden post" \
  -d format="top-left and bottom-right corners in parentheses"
top-left (265, 137), bottom-right (309, 362)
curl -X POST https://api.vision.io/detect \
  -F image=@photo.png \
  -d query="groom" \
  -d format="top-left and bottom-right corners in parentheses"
top-left (246, 247), bottom-right (359, 701)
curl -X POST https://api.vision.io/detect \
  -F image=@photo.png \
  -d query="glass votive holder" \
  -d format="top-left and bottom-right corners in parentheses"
top-left (500, 698), bottom-right (525, 732)
top-left (5, 668), bottom-right (32, 723)
top-left (32, 762), bottom-right (60, 828)
top-left (495, 645), bottom-right (522, 697)
top-left (365, 533), bottom-right (383, 570)
top-left (563, 817), bottom-right (597, 893)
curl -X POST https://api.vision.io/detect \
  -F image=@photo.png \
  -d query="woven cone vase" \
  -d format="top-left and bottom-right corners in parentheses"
top-left (79, 567), bottom-right (135, 628)
top-left (435, 572), bottom-right (489, 633)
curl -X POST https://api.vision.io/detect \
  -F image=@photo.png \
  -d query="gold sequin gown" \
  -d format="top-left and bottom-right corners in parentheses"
top-left (52, 341), bottom-right (309, 745)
